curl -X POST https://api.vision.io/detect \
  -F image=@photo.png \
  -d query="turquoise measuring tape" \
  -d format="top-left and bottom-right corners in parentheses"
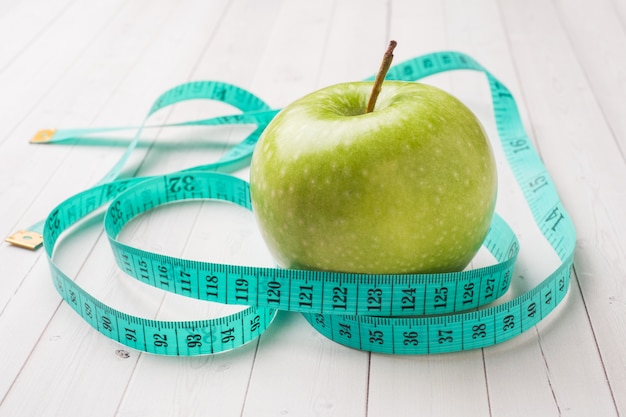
top-left (11, 51), bottom-right (575, 355)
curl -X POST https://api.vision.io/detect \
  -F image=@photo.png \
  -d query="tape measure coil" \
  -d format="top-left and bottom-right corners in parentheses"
top-left (41, 51), bottom-right (575, 356)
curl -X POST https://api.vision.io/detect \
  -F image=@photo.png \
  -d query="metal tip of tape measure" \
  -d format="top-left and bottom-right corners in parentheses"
top-left (5, 230), bottom-right (44, 250)
top-left (30, 129), bottom-right (56, 144)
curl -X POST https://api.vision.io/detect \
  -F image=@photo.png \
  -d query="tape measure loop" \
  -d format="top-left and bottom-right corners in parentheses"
top-left (55, 258), bottom-right (276, 355)
top-left (34, 50), bottom-right (575, 355)
top-left (102, 171), bottom-right (518, 321)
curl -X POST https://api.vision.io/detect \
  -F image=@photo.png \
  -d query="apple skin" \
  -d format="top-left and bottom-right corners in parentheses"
top-left (249, 81), bottom-right (497, 274)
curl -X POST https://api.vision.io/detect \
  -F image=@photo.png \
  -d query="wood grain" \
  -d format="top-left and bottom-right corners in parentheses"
top-left (1, 0), bottom-right (624, 416)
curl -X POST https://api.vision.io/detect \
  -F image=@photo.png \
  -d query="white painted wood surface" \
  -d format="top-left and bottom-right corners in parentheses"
top-left (1, 0), bottom-right (624, 416)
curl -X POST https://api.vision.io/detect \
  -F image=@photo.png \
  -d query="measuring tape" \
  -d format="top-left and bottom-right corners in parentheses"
top-left (9, 51), bottom-right (575, 355)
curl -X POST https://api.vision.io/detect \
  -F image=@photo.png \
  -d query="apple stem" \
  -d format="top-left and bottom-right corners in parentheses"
top-left (366, 40), bottom-right (397, 113)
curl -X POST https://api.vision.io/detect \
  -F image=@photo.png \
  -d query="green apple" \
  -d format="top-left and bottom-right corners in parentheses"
top-left (249, 80), bottom-right (497, 274)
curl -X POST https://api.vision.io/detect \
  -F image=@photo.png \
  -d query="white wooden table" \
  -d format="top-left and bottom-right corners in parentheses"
top-left (1, 0), bottom-right (625, 416)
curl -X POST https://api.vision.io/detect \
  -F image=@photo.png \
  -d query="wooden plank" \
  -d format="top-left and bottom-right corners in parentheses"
top-left (0, 0), bottom-right (237, 414)
top-left (0, 0), bottom-right (624, 416)
top-left (553, 0), bottom-right (626, 164)
top-left (443, 1), bottom-right (621, 416)
top-left (116, 2), bottom-right (298, 415)
top-left (0, 0), bottom-right (74, 74)
top-left (498, 0), bottom-right (626, 414)
top-left (367, 2), bottom-right (492, 417)
top-left (0, 0), bottom-right (130, 400)
top-left (442, 1), bottom-right (581, 416)
top-left (239, 1), bottom-right (376, 416)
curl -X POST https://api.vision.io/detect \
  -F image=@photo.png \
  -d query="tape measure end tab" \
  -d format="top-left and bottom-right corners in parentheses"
top-left (30, 129), bottom-right (57, 144)
top-left (5, 230), bottom-right (44, 250)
